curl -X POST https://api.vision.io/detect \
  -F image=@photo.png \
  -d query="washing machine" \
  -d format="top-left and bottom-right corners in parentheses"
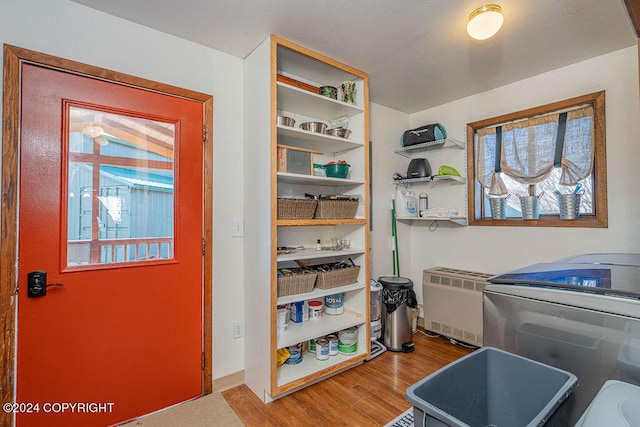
top-left (483, 253), bottom-right (640, 425)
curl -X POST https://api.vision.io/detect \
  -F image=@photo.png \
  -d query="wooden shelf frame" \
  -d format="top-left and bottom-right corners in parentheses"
top-left (241, 35), bottom-right (370, 402)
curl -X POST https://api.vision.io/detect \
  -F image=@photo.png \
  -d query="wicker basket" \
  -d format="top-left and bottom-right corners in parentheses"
top-left (277, 271), bottom-right (317, 297)
top-left (277, 198), bottom-right (317, 220)
top-left (316, 265), bottom-right (361, 289)
top-left (314, 200), bottom-right (359, 219)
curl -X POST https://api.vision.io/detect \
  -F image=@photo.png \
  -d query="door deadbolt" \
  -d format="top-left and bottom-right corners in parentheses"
top-left (27, 271), bottom-right (63, 298)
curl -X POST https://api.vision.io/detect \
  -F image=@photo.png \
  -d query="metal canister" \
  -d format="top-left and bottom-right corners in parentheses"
top-left (419, 193), bottom-right (428, 211)
top-left (315, 338), bottom-right (330, 360)
top-left (308, 338), bottom-right (317, 354)
top-left (327, 334), bottom-right (339, 356)
top-left (309, 300), bottom-right (323, 320)
top-left (338, 327), bottom-right (359, 356)
top-left (324, 293), bottom-right (344, 315)
top-left (285, 344), bottom-right (303, 365)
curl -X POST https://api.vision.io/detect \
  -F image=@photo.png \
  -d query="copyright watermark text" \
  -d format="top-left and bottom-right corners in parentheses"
top-left (3, 402), bottom-right (114, 414)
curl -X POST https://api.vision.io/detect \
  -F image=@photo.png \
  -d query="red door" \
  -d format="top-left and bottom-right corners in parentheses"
top-left (16, 63), bottom-right (204, 426)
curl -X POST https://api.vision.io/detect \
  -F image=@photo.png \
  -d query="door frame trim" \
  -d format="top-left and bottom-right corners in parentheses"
top-left (1, 44), bottom-right (214, 425)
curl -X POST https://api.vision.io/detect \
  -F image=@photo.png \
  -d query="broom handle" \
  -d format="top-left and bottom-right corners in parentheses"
top-left (391, 198), bottom-right (400, 276)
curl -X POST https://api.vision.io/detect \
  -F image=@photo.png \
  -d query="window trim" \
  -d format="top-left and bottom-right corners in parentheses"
top-left (466, 91), bottom-right (607, 227)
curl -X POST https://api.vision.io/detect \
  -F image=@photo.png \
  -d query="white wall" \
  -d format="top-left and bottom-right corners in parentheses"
top-left (385, 46), bottom-right (640, 312)
top-left (4, 0), bottom-right (639, 391)
top-left (0, 0), bottom-right (245, 381)
top-left (369, 103), bottom-right (411, 281)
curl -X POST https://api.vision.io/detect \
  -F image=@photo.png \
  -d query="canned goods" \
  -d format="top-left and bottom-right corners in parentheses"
top-left (327, 334), bottom-right (339, 356)
top-left (324, 293), bottom-right (344, 315)
top-left (338, 327), bottom-right (359, 356)
top-left (309, 300), bottom-right (323, 320)
top-left (338, 340), bottom-right (358, 356)
top-left (308, 338), bottom-right (316, 353)
top-left (338, 327), bottom-right (358, 344)
top-left (285, 344), bottom-right (303, 364)
top-left (315, 338), bottom-right (330, 360)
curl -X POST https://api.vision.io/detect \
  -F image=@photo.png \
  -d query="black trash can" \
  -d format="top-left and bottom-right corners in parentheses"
top-left (378, 276), bottom-right (417, 352)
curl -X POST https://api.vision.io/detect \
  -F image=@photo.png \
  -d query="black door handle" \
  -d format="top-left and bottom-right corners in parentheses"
top-left (27, 271), bottom-right (63, 298)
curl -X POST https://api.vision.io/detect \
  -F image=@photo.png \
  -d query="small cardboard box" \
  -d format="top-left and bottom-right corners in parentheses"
top-left (277, 145), bottom-right (323, 175)
top-left (289, 301), bottom-right (309, 323)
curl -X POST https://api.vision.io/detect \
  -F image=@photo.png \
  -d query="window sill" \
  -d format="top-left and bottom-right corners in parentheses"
top-left (469, 216), bottom-right (607, 228)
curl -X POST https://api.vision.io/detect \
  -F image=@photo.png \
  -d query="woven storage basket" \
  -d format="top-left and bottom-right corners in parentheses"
top-left (316, 265), bottom-right (360, 289)
top-left (277, 198), bottom-right (317, 220)
top-left (277, 271), bottom-right (317, 297)
top-left (314, 200), bottom-right (359, 219)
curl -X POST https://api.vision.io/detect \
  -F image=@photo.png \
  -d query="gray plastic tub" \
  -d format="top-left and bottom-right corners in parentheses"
top-left (406, 347), bottom-right (578, 427)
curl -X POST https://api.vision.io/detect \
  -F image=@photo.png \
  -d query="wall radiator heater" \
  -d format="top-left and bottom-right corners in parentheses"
top-left (422, 267), bottom-right (494, 347)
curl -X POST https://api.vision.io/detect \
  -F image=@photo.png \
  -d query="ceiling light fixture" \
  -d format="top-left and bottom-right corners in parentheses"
top-left (96, 136), bottom-right (109, 146)
top-left (81, 124), bottom-right (104, 139)
top-left (467, 4), bottom-right (503, 40)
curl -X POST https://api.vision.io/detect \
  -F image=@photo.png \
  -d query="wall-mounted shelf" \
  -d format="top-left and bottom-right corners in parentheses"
top-left (396, 216), bottom-right (468, 226)
top-left (392, 135), bottom-right (467, 225)
top-left (393, 175), bottom-right (466, 186)
top-left (393, 138), bottom-right (465, 158)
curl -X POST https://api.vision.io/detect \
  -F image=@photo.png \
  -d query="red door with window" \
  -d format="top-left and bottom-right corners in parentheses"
top-left (16, 63), bottom-right (204, 426)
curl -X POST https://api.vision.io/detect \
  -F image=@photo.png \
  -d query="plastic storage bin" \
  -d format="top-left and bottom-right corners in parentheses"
top-left (406, 347), bottom-right (578, 427)
top-left (575, 380), bottom-right (640, 427)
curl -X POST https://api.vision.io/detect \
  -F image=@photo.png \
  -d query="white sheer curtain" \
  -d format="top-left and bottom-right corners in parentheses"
top-left (476, 105), bottom-right (594, 196)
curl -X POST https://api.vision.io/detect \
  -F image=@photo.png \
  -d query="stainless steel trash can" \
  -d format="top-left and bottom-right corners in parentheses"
top-left (379, 276), bottom-right (414, 352)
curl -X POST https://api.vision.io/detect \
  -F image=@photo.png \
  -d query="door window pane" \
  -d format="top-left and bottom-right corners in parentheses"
top-left (67, 107), bottom-right (175, 267)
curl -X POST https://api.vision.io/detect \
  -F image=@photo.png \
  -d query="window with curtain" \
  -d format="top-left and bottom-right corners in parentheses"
top-left (466, 91), bottom-right (607, 227)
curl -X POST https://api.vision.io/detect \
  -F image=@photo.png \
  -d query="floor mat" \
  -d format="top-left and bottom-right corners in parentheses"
top-left (384, 408), bottom-right (413, 427)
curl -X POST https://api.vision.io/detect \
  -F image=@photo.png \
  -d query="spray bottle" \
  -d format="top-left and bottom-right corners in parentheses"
top-left (395, 187), bottom-right (418, 217)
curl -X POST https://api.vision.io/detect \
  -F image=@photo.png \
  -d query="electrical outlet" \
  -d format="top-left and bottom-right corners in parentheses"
top-left (233, 322), bottom-right (243, 339)
top-left (231, 218), bottom-right (244, 237)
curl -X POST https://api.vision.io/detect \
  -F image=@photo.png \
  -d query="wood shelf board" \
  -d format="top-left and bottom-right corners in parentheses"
top-left (276, 124), bottom-right (364, 153)
top-left (277, 218), bottom-right (366, 226)
top-left (276, 282), bottom-right (365, 305)
top-left (277, 172), bottom-right (363, 187)
top-left (277, 82), bottom-right (363, 120)
top-left (276, 350), bottom-right (367, 389)
top-left (277, 247), bottom-right (365, 263)
top-left (276, 311), bottom-right (365, 348)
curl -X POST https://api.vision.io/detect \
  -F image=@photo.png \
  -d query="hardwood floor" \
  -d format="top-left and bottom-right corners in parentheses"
top-left (222, 331), bottom-right (473, 426)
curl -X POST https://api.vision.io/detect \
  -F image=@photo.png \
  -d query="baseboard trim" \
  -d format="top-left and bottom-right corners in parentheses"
top-left (213, 370), bottom-right (244, 392)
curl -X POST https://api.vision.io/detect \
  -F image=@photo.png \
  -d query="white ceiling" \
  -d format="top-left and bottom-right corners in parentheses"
top-left (70, 0), bottom-right (637, 114)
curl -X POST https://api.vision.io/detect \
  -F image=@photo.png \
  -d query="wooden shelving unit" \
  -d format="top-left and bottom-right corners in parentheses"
top-left (244, 36), bottom-right (370, 402)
